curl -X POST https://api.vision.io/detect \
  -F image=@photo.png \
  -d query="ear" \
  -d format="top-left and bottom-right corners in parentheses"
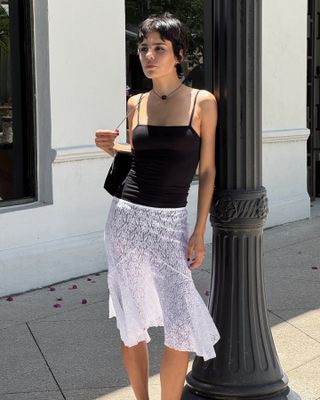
top-left (178, 48), bottom-right (184, 63)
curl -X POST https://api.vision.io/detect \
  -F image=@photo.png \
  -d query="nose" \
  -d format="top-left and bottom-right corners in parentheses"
top-left (145, 48), bottom-right (155, 60)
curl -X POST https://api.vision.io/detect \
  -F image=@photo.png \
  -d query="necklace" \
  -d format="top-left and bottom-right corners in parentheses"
top-left (152, 82), bottom-right (184, 100)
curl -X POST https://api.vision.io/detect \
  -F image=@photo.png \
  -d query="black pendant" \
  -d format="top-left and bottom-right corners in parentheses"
top-left (161, 95), bottom-right (167, 100)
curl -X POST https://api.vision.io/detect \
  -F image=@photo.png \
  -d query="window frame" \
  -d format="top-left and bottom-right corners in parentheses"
top-left (0, 0), bottom-right (37, 208)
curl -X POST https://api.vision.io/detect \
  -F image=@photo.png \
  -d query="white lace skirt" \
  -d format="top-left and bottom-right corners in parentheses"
top-left (104, 196), bottom-right (220, 361)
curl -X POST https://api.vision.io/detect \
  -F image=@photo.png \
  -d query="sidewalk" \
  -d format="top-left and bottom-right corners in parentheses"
top-left (1, 200), bottom-right (320, 400)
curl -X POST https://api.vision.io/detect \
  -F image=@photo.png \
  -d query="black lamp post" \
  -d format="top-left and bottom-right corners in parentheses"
top-left (182, 1), bottom-right (300, 399)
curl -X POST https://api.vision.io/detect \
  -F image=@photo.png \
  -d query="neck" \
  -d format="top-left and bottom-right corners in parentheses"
top-left (152, 76), bottom-right (182, 96)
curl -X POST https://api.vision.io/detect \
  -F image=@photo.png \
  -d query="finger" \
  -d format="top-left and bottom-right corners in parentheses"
top-left (96, 133), bottom-right (118, 139)
top-left (95, 129), bottom-right (118, 135)
top-left (95, 133), bottom-right (119, 140)
top-left (95, 138), bottom-right (116, 145)
top-left (188, 251), bottom-right (205, 269)
top-left (186, 246), bottom-right (194, 261)
top-left (95, 140), bottom-right (115, 148)
top-left (188, 257), bottom-right (203, 270)
top-left (95, 137), bottom-right (117, 146)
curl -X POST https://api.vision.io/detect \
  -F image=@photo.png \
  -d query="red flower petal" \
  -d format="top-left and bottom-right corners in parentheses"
top-left (6, 296), bottom-right (13, 301)
top-left (56, 297), bottom-right (63, 301)
top-left (68, 284), bottom-right (78, 290)
top-left (53, 303), bottom-right (61, 308)
top-left (49, 287), bottom-right (56, 291)
top-left (81, 299), bottom-right (87, 304)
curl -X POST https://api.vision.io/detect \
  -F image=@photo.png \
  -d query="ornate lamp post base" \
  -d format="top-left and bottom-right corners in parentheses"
top-left (181, 1), bottom-right (301, 398)
top-left (182, 385), bottom-right (300, 400)
top-left (183, 189), bottom-right (301, 400)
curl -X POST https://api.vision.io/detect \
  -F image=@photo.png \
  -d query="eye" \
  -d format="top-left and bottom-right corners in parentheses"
top-left (155, 46), bottom-right (165, 52)
top-left (138, 46), bottom-right (148, 53)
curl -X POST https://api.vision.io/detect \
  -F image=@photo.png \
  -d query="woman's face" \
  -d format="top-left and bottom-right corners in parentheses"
top-left (138, 31), bottom-right (181, 79)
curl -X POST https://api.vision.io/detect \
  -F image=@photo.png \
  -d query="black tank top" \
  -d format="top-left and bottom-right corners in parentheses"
top-left (115, 90), bottom-right (201, 208)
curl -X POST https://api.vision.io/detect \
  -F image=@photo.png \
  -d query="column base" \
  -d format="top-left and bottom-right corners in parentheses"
top-left (181, 385), bottom-right (301, 400)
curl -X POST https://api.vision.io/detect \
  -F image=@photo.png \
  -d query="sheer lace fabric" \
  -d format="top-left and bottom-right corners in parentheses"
top-left (104, 196), bottom-right (220, 361)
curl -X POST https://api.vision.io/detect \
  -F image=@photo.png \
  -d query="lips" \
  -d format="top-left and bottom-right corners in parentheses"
top-left (146, 65), bottom-right (156, 69)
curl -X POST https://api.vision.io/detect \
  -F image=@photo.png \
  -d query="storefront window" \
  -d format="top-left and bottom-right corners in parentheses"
top-left (0, 0), bottom-right (36, 207)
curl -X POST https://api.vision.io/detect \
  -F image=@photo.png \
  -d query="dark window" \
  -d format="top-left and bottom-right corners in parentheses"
top-left (307, 0), bottom-right (320, 199)
top-left (0, 0), bottom-right (36, 207)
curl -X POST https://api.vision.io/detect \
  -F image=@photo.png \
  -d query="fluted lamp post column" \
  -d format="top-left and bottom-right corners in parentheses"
top-left (182, 1), bottom-right (300, 399)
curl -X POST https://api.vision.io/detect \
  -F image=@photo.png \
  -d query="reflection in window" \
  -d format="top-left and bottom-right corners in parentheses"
top-left (0, 3), bottom-right (12, 144)
top-left (0, 0), bottom-right (36, 206)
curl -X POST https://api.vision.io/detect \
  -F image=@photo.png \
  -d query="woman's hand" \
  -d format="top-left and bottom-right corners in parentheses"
top-left (186, 231), bottom-right (206, 270)
top-left (95, 129), bottom-right (119, 156)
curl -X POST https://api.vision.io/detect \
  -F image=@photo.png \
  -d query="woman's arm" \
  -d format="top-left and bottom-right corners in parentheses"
top-left (113, 94), bottom-right (142, 154)
top-left (187, 90), bottom-right (218, 270)
top-left (195, 91), bottom-right (218, 234)
top-left (95, 94), bottom-right (141, 156)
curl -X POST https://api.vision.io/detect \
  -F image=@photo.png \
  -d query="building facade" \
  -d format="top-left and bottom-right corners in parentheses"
top-left (0, 0), bottom-right (317, 297)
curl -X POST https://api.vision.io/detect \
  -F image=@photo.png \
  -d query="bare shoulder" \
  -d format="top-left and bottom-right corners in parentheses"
top-left (127, 93), bottom-right (143, 109)
top-left (127, 93), bottom-right (145, 127)
top-left (196, 90), bottom-right (218, 120)
top-left (197, 89), bottom-right (217, 107)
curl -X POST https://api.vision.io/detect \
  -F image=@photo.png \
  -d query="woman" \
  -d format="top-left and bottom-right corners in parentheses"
top-left (95, 13), bottom-right (220, 400)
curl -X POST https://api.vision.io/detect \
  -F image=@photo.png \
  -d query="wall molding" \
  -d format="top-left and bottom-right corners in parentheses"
top-left (52, 129), bottom-right (310, 164)
top-left (52, 145), bottom-right (110, 163)
top-left (262, 128), bottom-right (310, 143)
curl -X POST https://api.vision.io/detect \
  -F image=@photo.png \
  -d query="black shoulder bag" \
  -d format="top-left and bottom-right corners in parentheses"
top-left (103, 150), bottom-right (133, 196)
top-left (103, 94), bottom-right (144, 196)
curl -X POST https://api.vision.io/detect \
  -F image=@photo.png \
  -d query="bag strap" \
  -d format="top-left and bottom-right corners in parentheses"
top-left (189, 90), bottom-right (200, 126)
top-left (114, 93), bottom-right (146, 131)
top-left (137, 93), bottom-right (144, 125)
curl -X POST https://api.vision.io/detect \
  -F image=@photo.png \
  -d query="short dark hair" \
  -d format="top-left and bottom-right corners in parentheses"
top-left (137, 12), bottom-right (188, 77)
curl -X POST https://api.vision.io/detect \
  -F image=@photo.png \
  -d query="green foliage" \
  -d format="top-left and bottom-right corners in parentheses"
top-left (0, 5), bottom-right (9, 53)
top-left (126, 0), bottom-right (203, 65)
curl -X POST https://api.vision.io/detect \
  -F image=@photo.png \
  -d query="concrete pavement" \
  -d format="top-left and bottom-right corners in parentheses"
top-left (0, 200), bottom-right (319, 400)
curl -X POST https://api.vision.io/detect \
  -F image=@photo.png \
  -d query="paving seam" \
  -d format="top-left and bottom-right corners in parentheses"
top-left (25, 322), bottom-right (66, 400)
top-left (264, 215), bottom-right (320, 232)
top-left (269, 310), bottom-right (320, 344)
top-left (268, 307), bottom-right (318, 311)
top-left (284, 353), bottom-right (320, 373)
top-left (58, 385), bottom-right (131, 391)
top-left (263, 233), bottom-right (320, 254)
top-left (0, 270), bottom-right (107, 300)
top-left (0, 389), bottom-right (64, 395)
top-left (264, 276), bottom-right (320, 284)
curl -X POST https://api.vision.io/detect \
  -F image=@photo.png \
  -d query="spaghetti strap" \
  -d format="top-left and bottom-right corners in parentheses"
top-left (137, 93), bottom-right (144, 125)
top-left (189, 90), bottom-right (201, 126)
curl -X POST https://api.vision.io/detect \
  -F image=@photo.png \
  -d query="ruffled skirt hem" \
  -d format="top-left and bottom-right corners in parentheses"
top-left (105, 197), bottom-right (220, 361)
